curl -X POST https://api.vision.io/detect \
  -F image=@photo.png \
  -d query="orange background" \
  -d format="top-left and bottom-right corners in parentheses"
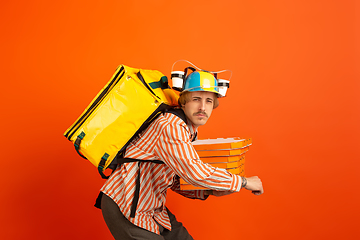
top-left (1, 0), bottom-right (359, 239)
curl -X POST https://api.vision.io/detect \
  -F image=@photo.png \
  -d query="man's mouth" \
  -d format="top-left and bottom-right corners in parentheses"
top-left (194, 112), bottom-right (208, 118)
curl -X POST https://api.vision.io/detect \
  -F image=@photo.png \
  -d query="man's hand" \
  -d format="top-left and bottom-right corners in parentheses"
top-left (244, 176), bottom-right (264, 195)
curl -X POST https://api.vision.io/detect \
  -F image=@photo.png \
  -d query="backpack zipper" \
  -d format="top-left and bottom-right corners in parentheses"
top-left (65, 66), bottom-right (125, 140)
top-left (65, 67), bottom-right (163, 141)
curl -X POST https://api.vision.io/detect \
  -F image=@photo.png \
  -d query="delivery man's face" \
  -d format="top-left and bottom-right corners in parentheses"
top-left (182, 91), bottom-right (216, 128)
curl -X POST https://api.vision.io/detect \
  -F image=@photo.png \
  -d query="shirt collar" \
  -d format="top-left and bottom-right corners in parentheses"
top-left (186, 118), bottom-right (198, 141)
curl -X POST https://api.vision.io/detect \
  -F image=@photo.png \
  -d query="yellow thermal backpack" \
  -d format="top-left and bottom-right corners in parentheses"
top-left (64, 65), bottom-right (179, 178)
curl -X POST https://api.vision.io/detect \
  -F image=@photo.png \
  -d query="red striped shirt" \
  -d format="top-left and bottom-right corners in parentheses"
top-left (100, 112), bottom-right (242, 234)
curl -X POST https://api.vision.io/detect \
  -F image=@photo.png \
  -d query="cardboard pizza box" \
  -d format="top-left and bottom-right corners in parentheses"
top-left (179, 165), bottom-right (245, 190)
top-left (180, 137), bottom-right (250, 191)
top-left (200, 155), bottom-right (246, 163)
top-left (192, 137), bottom-right (252, 151)
top-left (196, 147), bottom-right (249, 157)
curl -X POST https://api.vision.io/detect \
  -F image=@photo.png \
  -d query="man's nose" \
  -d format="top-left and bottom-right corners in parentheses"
top-left (199, 100), bottom-right (206, 111)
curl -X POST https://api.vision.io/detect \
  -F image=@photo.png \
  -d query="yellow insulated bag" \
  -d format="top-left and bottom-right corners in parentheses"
top-left (64, 65), bottom-right (179, 178)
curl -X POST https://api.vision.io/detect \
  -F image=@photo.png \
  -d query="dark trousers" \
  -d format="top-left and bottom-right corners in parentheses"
top-left (101, 194), bottom-right (194, 240)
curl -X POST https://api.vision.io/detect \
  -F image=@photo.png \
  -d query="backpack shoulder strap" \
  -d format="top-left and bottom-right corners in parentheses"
top-left (107, 108), bottom-right (193, 218)
top-left (165, 108), bottom-right (187, 123)
top-left (116, 158), bottom-right (163, 165)
top-left (166, 108), bottom-right (197, 142)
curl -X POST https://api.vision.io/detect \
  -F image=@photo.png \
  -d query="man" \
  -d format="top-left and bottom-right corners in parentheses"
top-left (99, 71), bottom-right (264, 239)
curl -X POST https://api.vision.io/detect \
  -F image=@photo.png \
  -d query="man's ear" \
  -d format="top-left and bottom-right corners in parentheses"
top-left (179, 100), bottom-right (185, 109)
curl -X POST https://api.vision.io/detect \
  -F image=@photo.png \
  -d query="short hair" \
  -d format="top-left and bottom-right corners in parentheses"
top-left (178, 91), bottom-right (219, 109)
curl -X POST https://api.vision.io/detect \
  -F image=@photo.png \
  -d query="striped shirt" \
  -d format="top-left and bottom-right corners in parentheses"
top-left (100, 111), bottom-right (243, 235)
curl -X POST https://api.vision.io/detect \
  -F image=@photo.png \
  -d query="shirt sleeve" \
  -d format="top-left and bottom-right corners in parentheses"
top-left (154, 115), bottom-right (242, 192)
top-left (170, 175), bottom-right (209, 200)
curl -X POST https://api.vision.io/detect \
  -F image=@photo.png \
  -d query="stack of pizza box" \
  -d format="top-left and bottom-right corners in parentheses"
top-left (179, 137), bottom-right (252, 190)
